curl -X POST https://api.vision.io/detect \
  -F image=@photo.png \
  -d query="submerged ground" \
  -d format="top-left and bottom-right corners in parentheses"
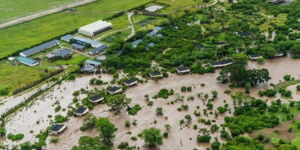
top-left (2, 57), bottom-right (300, 149)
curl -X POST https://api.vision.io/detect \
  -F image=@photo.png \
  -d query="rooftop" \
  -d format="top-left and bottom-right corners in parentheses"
top-left (149, 71), bottom-right (162, 76)
top-left (79, 20), bottom-right (112, 33)
top-left (124, 79), bottom-right (137, 85)
top-left (20, 40), bottom-right (60, 57)
top-left (108, 86), bottom-right (121, 93)
top-left (17, 56), bottom-right (39, 66)
top-left (86, 59), bottom-right (101, 66)
top-left (75, 107), bottom-right (88, 114)
top-left (147, 27), bottom-right (163, 37)
top-left (89, 95), bottom-right (103, 102)
top-left (132, 39), bottom-right (143, 48)
top-left (211, 59), bottom-right (233, 66)
top-left (236, 31), bottom-right (252, 37)
top-left (249, 54), bottom-right (261, 58)
top-left (88, 44), bottom-right (108, 55)
top-left (50, 124), bottom-right (64, 132)
top-left (73, 36), bottom-right (103, 48)
top-left (145, 5), bottom-right (164, 12)
top-left (176, 66), bottom-right (190, 72)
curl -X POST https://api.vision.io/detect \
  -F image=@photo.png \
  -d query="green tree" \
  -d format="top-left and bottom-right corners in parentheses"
top-left (106, 94), bottom-right (131, 113)
top-left (95, 118), bottom-right (118, 146)
top-left (142, 128), bottom-right (163, 148)
top-left (72, 136), bottom-right (109, 150)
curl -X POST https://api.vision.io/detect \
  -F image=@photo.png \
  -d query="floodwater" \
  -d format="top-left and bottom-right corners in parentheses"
top-left (3, 74), bottom-right (113, 146)
top-left (3, 57), bottom-right (300, 149)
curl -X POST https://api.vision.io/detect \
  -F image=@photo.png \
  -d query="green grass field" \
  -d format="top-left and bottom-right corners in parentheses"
top-left (0, 52), bottom-right (87, 94)
top-left (0, 0), bottom-right (79, 23)
top-left (0, 0), bottom-right (151, 59)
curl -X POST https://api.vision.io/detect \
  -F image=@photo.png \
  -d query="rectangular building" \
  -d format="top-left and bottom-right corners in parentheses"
top-left (78, 20), bottom-right (112, 37)
top-left (20, 40), bottom-right (60, 57)
top-left (17, 56), bottom-right (39, 66)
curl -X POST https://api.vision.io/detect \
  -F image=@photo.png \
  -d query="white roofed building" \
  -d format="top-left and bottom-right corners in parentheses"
top-left (78, 20), bottom-right (112, 37)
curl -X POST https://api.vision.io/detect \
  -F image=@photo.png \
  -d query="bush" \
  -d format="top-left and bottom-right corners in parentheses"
top-left (118, 142), bottom-right (129, 149)
top-left (283, 74), bottom-right (292, 81)
top-left (296, 85), bottom-right (300, 91)
top-left (125, 121), bottom-right (131, 128)
top-left (279, 88), bottom-right (292, 97)
top-left (153, 89), bottom-right (174, 99)
top-left (197, 134), bottom-right (211, 143)
top-left (80, 114), bottom-right (96, 131)
top-left (156, 107), bottom-right (163, 116)
top-left (0, 128), bottom-right (6, 137)
top-left (49, 137), bottom-right (59, 143)
top-left (211, 141), bottom-right (221, 150)
top-left (0, 86), bottom-right (9, 96)
top-left (54, 115), bottom-right (68, 123)
top-left (128, 104), bottom-right (142, 115)
top-left (7, 133), bottom-right (24, 141)
top-left (258, 89), bottom-right (277, 97)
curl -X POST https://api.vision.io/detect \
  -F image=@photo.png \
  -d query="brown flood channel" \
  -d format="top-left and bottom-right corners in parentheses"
top-left (3, 57), bottom-right (300, 149)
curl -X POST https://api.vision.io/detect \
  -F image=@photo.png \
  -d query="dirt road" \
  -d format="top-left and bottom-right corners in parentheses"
top-left (0, 0), bottom-right (96, 29)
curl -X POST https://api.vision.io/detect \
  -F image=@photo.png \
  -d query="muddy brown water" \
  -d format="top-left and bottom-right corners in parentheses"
top-left (3, 57), bottom-right (300, 149)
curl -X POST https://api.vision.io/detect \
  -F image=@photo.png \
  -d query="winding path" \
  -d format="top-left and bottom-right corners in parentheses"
top-left (125, 12), bottom-right (136, 41)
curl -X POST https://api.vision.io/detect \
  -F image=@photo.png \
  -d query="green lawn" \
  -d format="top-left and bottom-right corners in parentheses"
top-left (0, 0), bottom-right (151, 59)
top-left (0, 0), bottom-right (80, 23)
top-left (0, 52), bottom-right (87, 94)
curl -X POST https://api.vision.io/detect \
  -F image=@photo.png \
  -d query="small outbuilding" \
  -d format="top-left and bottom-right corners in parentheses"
top-left (124, 79), bottom-right (138, 87)
top-left (147, 27), bottom-right (163, 37)
top-left (89, 95), bottom-right (104, 103)
top-left (149, 71), bottom-right (163, 78)
top-left (145, 5), bottom-right (164, 12)
top-left (88, 44), bottom-right (108, 55)
top-left (132, 39), bottom-right (143, 48)
top-left (249, 54), bottom-right (262, 60)
top-left (74, 107), bottom-right (89, 116)
top-left (72, 43), bottom-right (85, 51)
top-left (17, 56), bottom-right (39, 67)
top-left (49, 124), bottom-right (67, 135)
top-left (46, 49), bottom-right (73, 60)
top-left (176, 66), bottom-right (190, 74)
top-left (236, 31), bottom-right (252, 37)
top-left (81, 59), bottom-right (101, 73)
top-left (107, 86), bottom-right (122, 94)
top-left (210, 59), bottom-right (234, 68)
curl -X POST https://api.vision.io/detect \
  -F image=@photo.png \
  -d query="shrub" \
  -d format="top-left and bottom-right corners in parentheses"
top-left (125, 121), bottom-right (131, 128)
top-left (118, 142), bottom-right (129, 149)
top-left (297, 85), bottom-right (300, 91)
top-left (153, 89), bottom-right (174, 99)
top-left (258, 89), bottom-right (277, 97)
top-left (283, 74), bottom-right (292, 81)
top-left (7, 133), bottom-right (24, 141)
top-left (54, 115), bottom-right (68, 123)
top-left (0, 128), bottom-right (6, 137)
top-left (128, 104), bottom-right (142, 115)
top-left (156, 107), bottom-right (163, 116)
top-left (211, 140), bottom-right (221, 150)
top-left (197, 134), bottom-right (211, 143)
top-left (49, 137), bottom-right (59, 143)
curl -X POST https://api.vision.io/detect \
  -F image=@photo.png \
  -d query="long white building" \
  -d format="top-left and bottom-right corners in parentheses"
top-left (78, 20), bottom-right (112, 37)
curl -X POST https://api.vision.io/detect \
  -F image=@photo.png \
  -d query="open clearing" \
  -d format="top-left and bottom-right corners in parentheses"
top-left (0, 0), bottom-right (80, 23)
top-left (0, 0), bottom-right (151, 59)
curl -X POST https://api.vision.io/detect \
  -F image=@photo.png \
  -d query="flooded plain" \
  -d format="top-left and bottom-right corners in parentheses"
top-left (2, 57), bottom-right (300, 149)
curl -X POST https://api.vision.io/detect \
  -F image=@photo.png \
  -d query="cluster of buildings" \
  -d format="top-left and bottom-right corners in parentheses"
top-left (9, 19), bottom-right (112, 68)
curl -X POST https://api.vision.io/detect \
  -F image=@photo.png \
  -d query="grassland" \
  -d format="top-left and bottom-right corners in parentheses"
top-left (0, 0), bottom-right (151, 59)
top-left (0, 0), bottom-right (80, 23)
